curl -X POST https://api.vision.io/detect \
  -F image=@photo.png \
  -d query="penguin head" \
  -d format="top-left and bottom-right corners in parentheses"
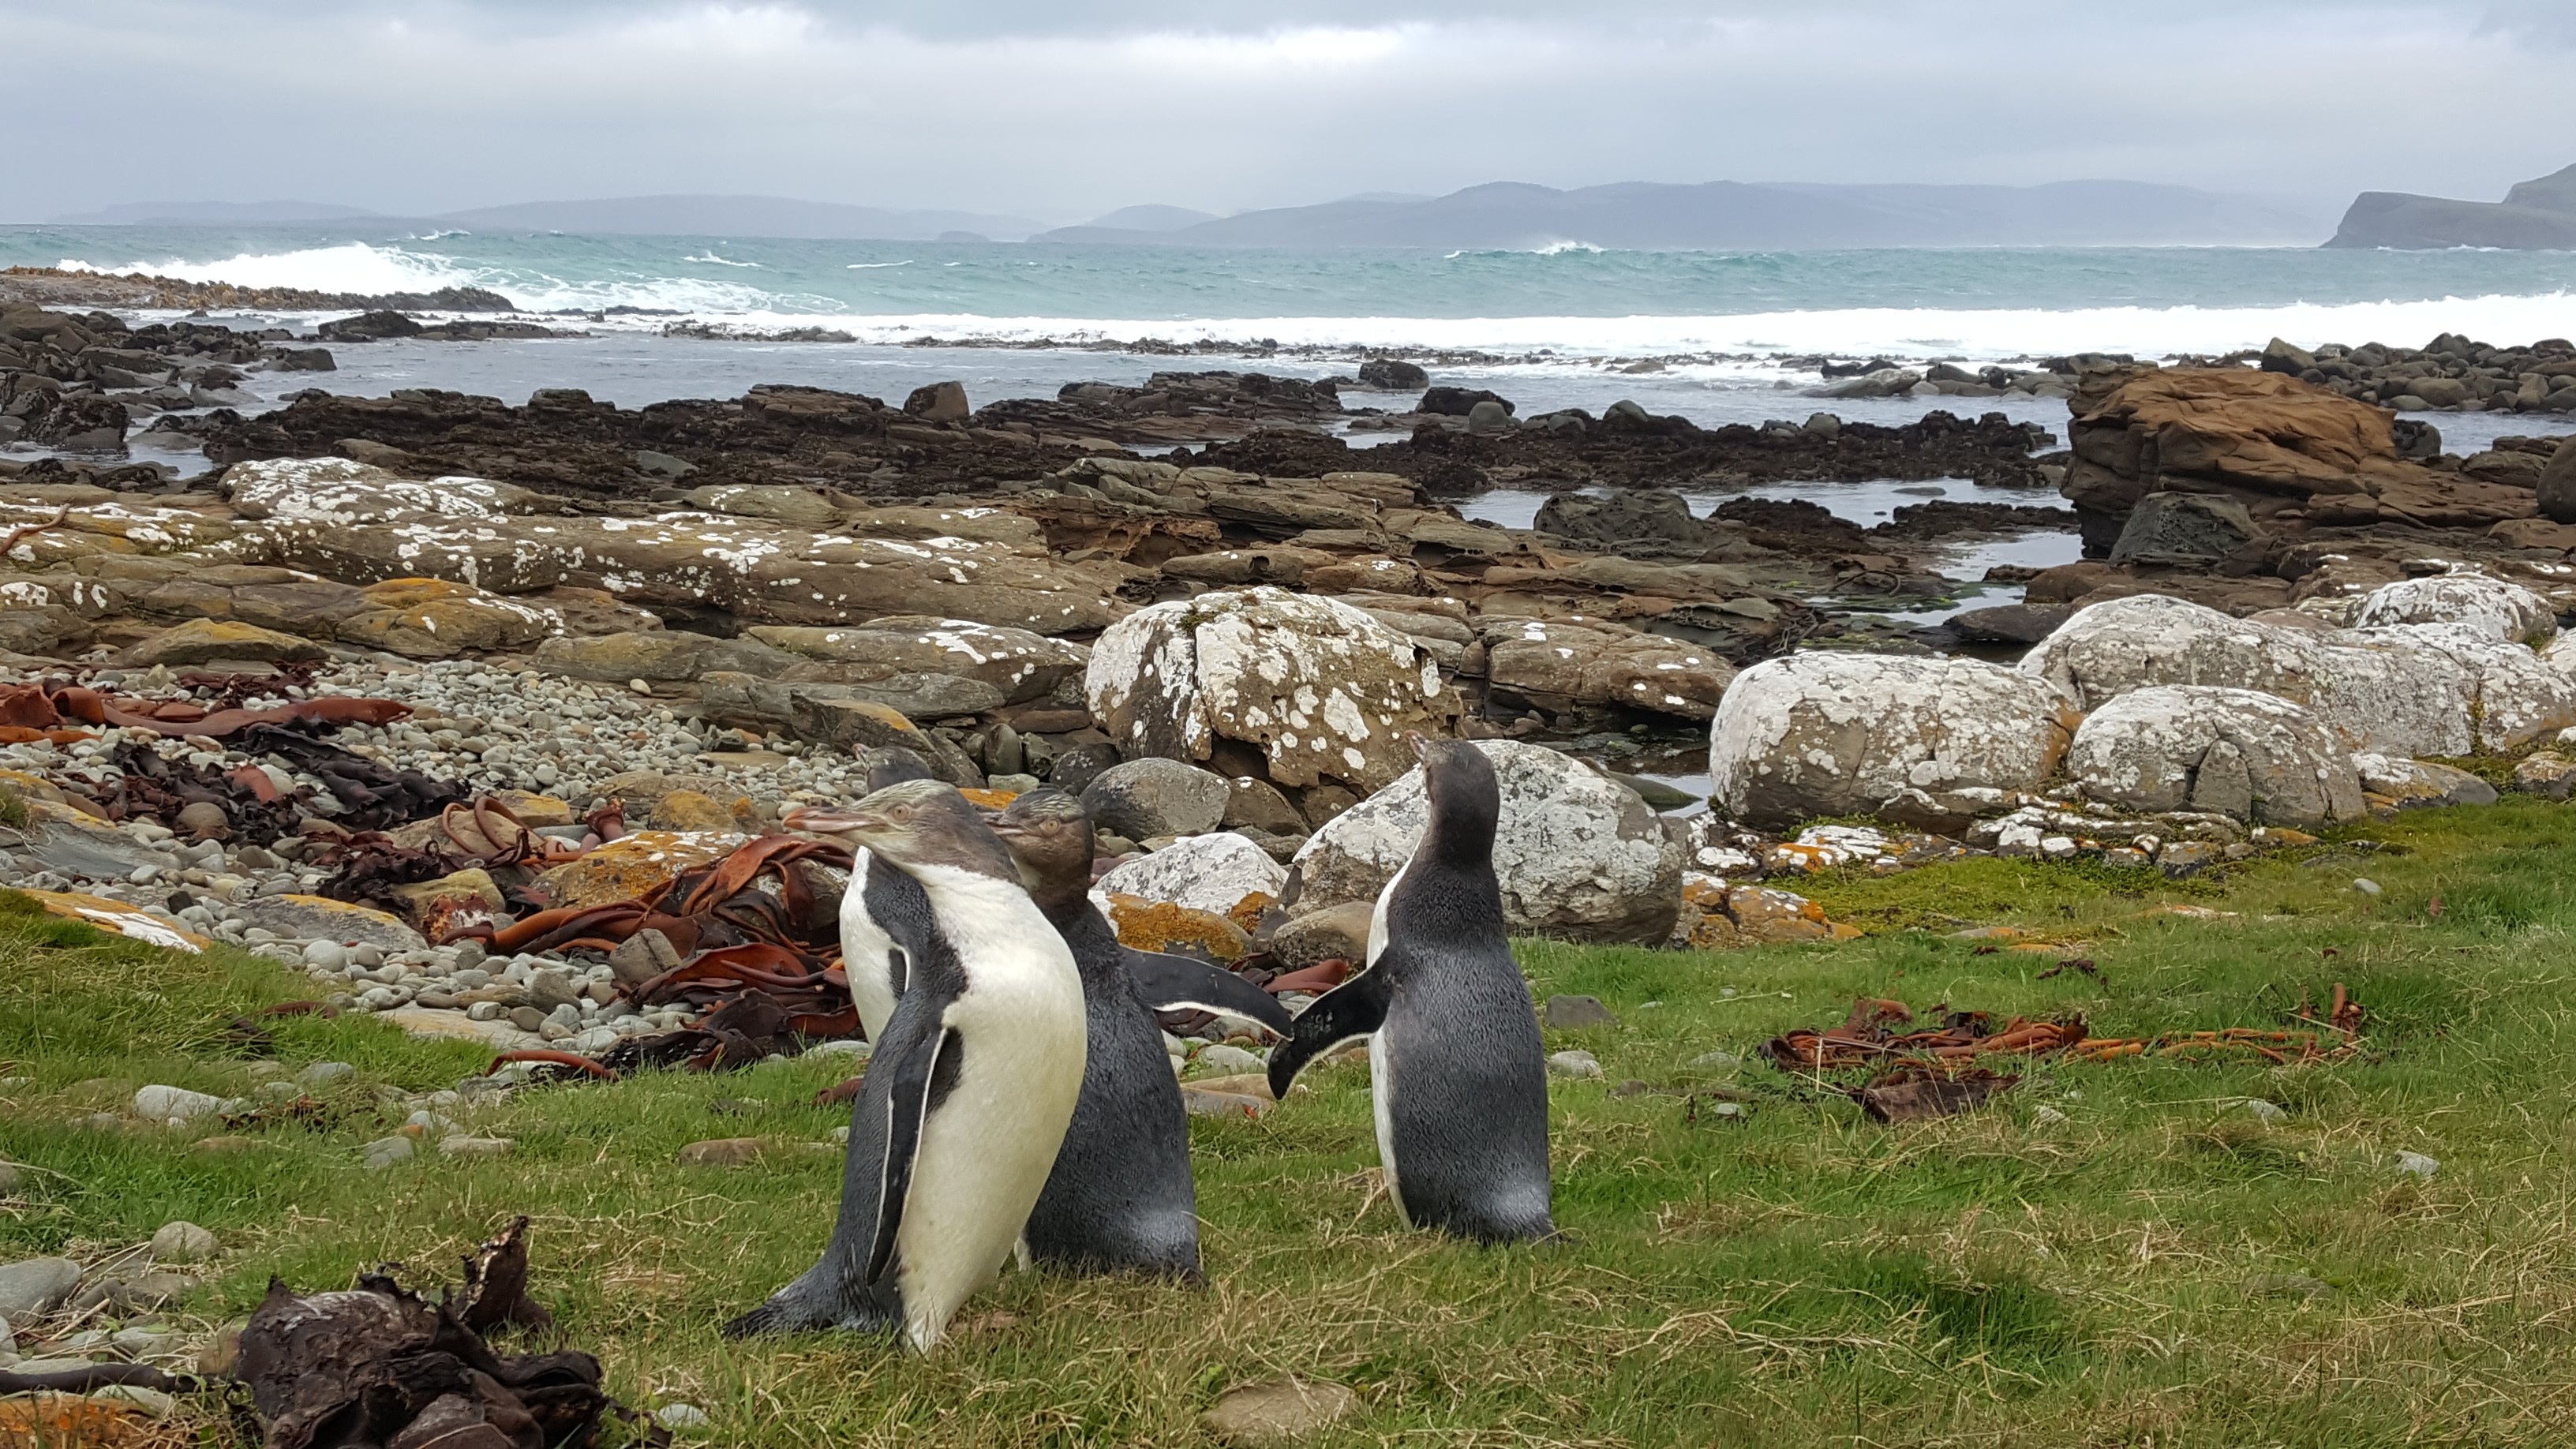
top-left (986, 788), bottom-right (1095, 908)
top-left (1412, 734), bottom-right (1500, 865)
top-left (783, 779), bottom-right (1021, 884)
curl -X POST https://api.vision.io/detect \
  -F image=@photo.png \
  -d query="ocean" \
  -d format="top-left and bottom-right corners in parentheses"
top-left (7, 223), bottom-right (2576, 451)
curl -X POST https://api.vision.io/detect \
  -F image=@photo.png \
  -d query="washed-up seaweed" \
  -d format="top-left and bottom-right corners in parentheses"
top-left (73, 738), bottom-right (307, 843)
top-left (1848, 1062), bottom-right (2021, 1123)
top-left (1762, 998), bottom-right (2088, 1073)
top-left (232, 1216), bottom-right (658, 1449)
top-left (0, 680), bottom-right (411, 740)
top-left (235, 724), bottom-right (467, 830)
top-left (598, 990), bottom-right (826, 1073)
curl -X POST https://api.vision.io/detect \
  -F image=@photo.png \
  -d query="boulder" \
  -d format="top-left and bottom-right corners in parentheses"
top-left (1356, 358), bottom-right (1429, 391)
top-left (534, 630), bottom-right (794, 683)
top-left (2106, 491), bottom-right (2260, 565)
top-left (903, 380), bottom-right (969, 422)
top-left (228, 895), bottom-right (426, 952)
top-left (2021, 593), bottom-right (2569, 757)
top-left (1267, 900), bottom-right (1372, 968)
top-left (681, 484), bottom-right (837, 526)
top-left (1095, 832), bottom-right (1287, 915)
top-left (221, 456), bottom-right (536, 522)
top-left (1085, 586), bottom-right (1447, 792)
top-left (2065, 686), bottom-right (2365, 827)
top-left (117, 618), bottom-right (325, 667)
top-left (1080, 758), bottom-right (1229, 841)
top-left (2541, 436), bottom-right (2576, 524)
top-left (1290, 741), bottom-right (1682, 943)
top-left (541, 831), bottom-right (747, 910)
top-left (2350, 575), bottom-right (2557, 643)
top-left (1419, 387), bottom-right (1512, 417)
top-left (1708, 653), bottom-right (2079, 828)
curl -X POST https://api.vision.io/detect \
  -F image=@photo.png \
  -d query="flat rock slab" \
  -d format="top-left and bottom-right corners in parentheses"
top-left (1201, 1379), bottom-right (1358, 1445)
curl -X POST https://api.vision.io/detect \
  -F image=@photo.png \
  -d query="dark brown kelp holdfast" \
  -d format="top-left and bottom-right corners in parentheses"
top-left (1762, 997), bottom-right (2090, 1073)
top-left (233, 1216), bottom-right (666, 1449)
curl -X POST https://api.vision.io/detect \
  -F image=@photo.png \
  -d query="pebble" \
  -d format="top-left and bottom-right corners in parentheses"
top-left (2032, 1106), bottom-right (2069, 1127)
top-left (439, 1136), bottom-right (515, 1158)
top-left (132, 1084), bottom-right (235, 1124)
top-left (302, 939), bottom-right (348, 970)
top-left (1547, 1050), bottom-right (1605, 1080)
top-left (148, 1221), bottom-right (218, 1262)
top-left (1542, 994), bottom-right (1619, 1030)
top-left (362, 1136), bottom-right (415, 1170)
top-left (298, 1061), bottom-right (356, 1088)
top-left (1193, 1044), bottom-right (1267, 1076)
top-left (0, 1256), bottom-right (84, 1317)
top-left (2396, 1150), bottom-right (2440, 1177)
top-left (807, 1039), bottom-right (871, 1060)
top-left (2242, 1099), bottom-right (2289, 1125)
top-left (2352, 878), bottom-right (2383, 897)
top-left (657, 1404), bottom-right (711, 1430)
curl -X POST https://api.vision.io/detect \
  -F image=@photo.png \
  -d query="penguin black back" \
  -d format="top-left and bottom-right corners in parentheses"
top-left (1271, 739), bottom-right (1552, 1242)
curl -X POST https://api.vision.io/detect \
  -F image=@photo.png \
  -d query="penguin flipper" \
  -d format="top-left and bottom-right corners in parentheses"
top-left (866, 1019), bottom-right (957, 1286)
top-left (1125, 949), bottom-right (1296, 1037)
top-left (1267, 967), bottom-right (1393, 1099)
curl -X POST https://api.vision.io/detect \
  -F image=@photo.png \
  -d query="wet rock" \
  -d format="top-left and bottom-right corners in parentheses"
top-left (1948, 602), bottom-right (2075, 645)
top-left (1480, 617), bottom-right (1735, 723)
top-left (1709, 653), bottom-right (2077, 828)
top-left (903, 380), bottom-right (969, 422)
top-left (1087, 586), bottom-right (1448, 792)
top-left (1293, 741), bottom-right (1682, 943)
top-left (1081, 758), bottom-right (1230, 841)
top-left (2537, 436), bottom-right (2576, 523)
top-left (2067, 685), bottom-right (2366, 828)
top-left (1356, 358), bottom-right (1428, 391)
top-left (1219, 776), bottom-right (1309, 837)
top-left (1097, 833), bottom-right (1286, 915)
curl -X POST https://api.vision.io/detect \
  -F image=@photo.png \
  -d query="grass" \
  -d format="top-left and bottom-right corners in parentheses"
top-left (8, 800), bottom-right (2576, 1445)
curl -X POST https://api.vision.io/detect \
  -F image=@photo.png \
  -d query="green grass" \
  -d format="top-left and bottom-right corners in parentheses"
top-left (9, 801), bottom-right (2576, 1445)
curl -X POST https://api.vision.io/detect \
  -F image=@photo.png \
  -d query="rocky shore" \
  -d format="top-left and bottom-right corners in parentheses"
top-left (7, 283), bottom-right (2576, 1082)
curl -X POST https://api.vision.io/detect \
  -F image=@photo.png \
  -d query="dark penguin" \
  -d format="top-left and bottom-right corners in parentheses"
top-left (727, 780), bottom-right (1087, 1351)
top-left (987, 788), bottom-right (1211, 1279)
top-left (1267, 739), bottom-right (1552, 1241)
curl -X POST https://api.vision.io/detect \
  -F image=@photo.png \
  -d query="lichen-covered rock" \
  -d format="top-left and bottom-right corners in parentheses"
top-left (335, 578), bottom-right (560, 658)
top-left (2023, 593), bottom-right (2570, 757)
top-left (1096, 832), bottom-right (1288, 916)
top-left (2350, 754), bottom-right (2500, 811)
top-left (118, 617), bottom-right (328, 667)
top-left (2351, 575), bottom-right (2557, 644)
top-left (1099, 893), bottom-right (1252, 960)
top-left (220, 456), bottom-right (537, 522)
top-left (1290, 740), bottom-right (1682, 943)
top-left (749, 617), bottom-right (1090, 705)
top-left (1086, 586), bottom-right (1447, 791)
top-left (541, 831), bottom-right (747, 909)
top-left (1708, 653), bottom-right (2078, 828)
top-left (2066, 685), bottom-right (2364, 828)
top-left (15, 890), bottom-right (208, 952)
top-left (229, 894), bottom-right (427, 952)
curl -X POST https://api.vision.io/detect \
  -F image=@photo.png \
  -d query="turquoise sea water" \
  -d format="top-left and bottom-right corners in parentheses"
top-left (8, 224), bottom-right (2576, 360)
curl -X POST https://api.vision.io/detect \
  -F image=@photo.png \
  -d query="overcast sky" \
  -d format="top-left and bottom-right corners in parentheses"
top-left (6, 0), bottom-right (2574, 224)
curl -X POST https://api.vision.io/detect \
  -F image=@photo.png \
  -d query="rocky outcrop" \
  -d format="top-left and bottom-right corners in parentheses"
top-left (2065, 685), bottom-right (2364, 828)
top-left (1706, 653), bottom-right (2080, 828)
top-left (1086, 586), bottom-right (1449, 792)
top-left (2349, 575), bottom-right (2557, 644)
top-left (1095, 831), bottom-right (1286, 914)
top-left (1477, 617), bottom-right (1735, 723)
top-left (1290, 740), bottom-right (1683, 943)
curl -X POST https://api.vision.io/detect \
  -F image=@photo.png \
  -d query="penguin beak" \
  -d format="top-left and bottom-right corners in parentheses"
top-left (783, 803), bottom-right (891, 839)
top-left (1406, 731), bottom-right (1432, 764)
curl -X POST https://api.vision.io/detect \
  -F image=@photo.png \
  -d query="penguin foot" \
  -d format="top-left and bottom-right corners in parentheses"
top-left (721, 1278), bottom-right (900, 1340)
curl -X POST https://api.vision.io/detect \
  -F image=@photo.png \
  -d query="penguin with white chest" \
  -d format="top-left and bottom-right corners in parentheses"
top-left (1267, 739), bottom-right (1553, 1241)
top-left (987, 788), bottom-right (1293, 1279)
top-left (830, 748), bottom-right (941, 1042)
top-left (726, 780), bottom-right (1087, 1351)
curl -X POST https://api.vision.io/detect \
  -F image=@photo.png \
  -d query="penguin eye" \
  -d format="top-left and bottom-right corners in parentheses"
top-left (891, 803), bottom-right (915, 822)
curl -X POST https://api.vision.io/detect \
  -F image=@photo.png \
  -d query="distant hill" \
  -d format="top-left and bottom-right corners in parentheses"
top-left (1031, 178), bottom-right (2334, 250)
top-left (2327, 163), bottom-right (2576, 249)
top-left (432, 194), bottom-right (1044, 242)
top-left (1080, 204), bottom-right (1218, 232)
top-left (49, 200), bottom-right (384, 225)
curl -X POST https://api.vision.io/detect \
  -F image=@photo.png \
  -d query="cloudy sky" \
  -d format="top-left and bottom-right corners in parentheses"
top-left (6, 0), bottom-right (2574, 224)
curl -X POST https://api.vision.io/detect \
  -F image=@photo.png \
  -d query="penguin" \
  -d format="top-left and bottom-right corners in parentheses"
top-left (725, 779), bottom-right (1087, 1351)
top-left (793, 747), bottom-right (938, 1042)
top-left (986, 788), bottom-right (1293, 1280)
top-left (1266, 739), bottom-right (1553, 1242)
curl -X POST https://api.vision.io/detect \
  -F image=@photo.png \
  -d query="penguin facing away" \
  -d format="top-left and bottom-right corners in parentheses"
top-left (1267, 739), bottom-right (1553, 1242)
top-left (726, 779), bottom-right (1087, 1351)
top-left (988, 788), bottom-right (1211, 1279)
